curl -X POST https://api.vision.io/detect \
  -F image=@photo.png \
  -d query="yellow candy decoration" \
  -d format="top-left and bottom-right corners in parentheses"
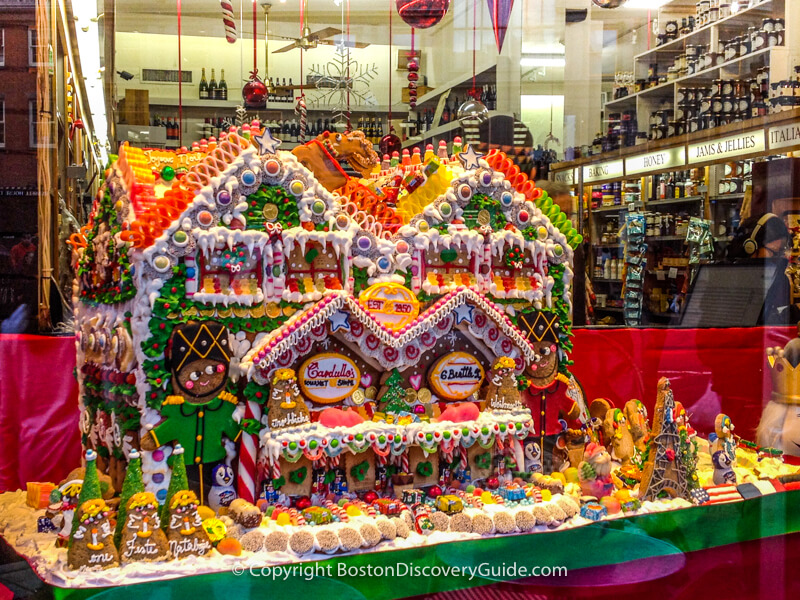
top-left (275, 512), bottom-right (292, 526)
top-left (564, 467), bottom-right (580, 484)
top-left (345, 505), bottom-right (363, 517)
top-left (202, 518), bottom-right (227, 544)
top-left (541, 489), bottom-right (552, 502)
top-left (549, 472), bottom-right (566, 485)
top-left (480, 491), bottom-right (495, 504)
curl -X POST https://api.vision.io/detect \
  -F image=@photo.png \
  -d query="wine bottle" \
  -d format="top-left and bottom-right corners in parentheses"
top-left (282, 120), bottom-right (290, 136)
top-left (199, 68), bottom-right (209, 100)
top-left (377, 119), bottom-right (384, 140)
top-left (208, 69), bottom-right (218, 101)
top-left (323, 118), bottom-right (330, 133)
top-left (218, 69), bottom-right (228, 101)
top-left (442, 98), bottom-right (451, 124)
top-left (291, 120), bottom-right (298, 143)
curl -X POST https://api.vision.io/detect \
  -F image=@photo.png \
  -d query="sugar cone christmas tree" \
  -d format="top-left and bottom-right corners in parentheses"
top-left (160, 445), bottom-right (188, 530)
top-left (380, 369), bottom-right (408, 415)
top-left (69, 449), bottom-right (102, 544)
top-left (114, 449), bottom-right (144, 547)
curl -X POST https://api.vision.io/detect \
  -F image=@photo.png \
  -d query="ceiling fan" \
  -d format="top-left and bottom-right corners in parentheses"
top-left (262, 0), bottom-right (370, 54)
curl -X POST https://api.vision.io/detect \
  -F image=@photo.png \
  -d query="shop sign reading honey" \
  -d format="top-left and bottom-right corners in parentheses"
top-left (428, 352), bottom-right (485, 400)
top-left (299, 353), bottom-right (361, 403)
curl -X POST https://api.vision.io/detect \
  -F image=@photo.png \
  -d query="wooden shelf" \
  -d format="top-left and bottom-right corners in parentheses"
top-left (595, 306), bottom-right (624, 313)
top-left (593, 278), bottom-right (623, 283)
top-left (592, 243), bottom-right (624, 249)
top-left (645, 195), bottom-right (705, 208)
top-left (710, 193), bottom-right (745, 202)
top-left (147, 97), bottom-right (406, 114)
top-left (646, 235), bottom-right (686, 242)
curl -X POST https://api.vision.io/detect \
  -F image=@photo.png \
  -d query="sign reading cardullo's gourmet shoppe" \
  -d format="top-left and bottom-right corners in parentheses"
top-left (688, 131), bottom-right (766, 164)
top-left (298, 353), bottom-right (361, 403)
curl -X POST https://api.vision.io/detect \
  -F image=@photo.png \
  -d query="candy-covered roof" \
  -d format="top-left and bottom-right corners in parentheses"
top-left (239, 286), bottom-right (541, 381)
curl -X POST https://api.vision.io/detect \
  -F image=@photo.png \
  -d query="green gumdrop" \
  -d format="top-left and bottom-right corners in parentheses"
top-left (570, 234), bottom-right (584, 248)
top-left (540, 197), bottom-right (553, 210)
top-left (558, 221), bottom-right (572, 234)
top-left (554, 213), bottom-right (568, 226)
top-left (546, 206), bottom-right (560, 220)
top-left (538, 191), bottom-right (550, 203)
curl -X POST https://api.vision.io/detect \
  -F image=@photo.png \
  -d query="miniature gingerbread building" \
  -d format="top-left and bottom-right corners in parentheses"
top-left (71, 125), bottom-right (580, 505)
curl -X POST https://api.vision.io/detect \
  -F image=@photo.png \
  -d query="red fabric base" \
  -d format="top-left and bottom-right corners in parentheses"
top-left (0, 327), bottom-right (794, 490)
top-left (0, 335), bottom-right (80, 492)
top-left (570, 326), bottom-right (794, 440)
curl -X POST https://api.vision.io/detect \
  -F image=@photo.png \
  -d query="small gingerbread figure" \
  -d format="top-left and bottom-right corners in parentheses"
top-left (68, 499), bottom-right (119, 570)
top-left (483, 357), bottom-right (522, 411)
top-left (119, 492), bottom-right (170, 563)
top-left (165, 490), bottom-right (213, 559)
top-left (266, 368), bottom-right (311, 430)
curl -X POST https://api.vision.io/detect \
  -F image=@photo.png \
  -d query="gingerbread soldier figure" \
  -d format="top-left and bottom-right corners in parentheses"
top-left (140, 322), bottom-right (241, 502)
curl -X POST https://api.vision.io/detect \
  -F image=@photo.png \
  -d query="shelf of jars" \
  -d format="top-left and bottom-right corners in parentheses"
top-left (550, 106), bottom-right (800, 178)
top-left (633, 0), bottom-right (782, 64)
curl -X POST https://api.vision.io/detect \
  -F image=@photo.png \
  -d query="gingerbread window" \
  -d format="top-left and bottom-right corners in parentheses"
top-left (285, 241), bottom-right (344, 296)
top-left (198, 244), bottom-right (263, 298)
top-left (421, 246), bottom-right (477, 289)
top-left (490, 244), bottom-right (542, 296)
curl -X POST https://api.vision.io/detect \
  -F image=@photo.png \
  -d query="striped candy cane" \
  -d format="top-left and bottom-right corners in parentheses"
top-left (295, 95), bottom-right (308, 143)
top-left (459, 443), bottom-right (468, 469)
top-left (237, 401), bottom-right (262, 504)
top-left (220, 1), bottom-right (237, 43)
top-left (271, 456), bottom-right (281, 480)
top-left (401, 451), bottom-right (410, 474)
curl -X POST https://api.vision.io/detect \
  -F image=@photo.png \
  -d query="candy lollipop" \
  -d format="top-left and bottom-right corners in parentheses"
top-left (220, 1), bottom-right (237, 43)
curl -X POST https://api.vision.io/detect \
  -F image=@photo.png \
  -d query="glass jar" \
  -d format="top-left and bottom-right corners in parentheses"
top-left (762, 18), bottom-right (774, 33)
top-left (752, 28), bottom-right (767, 51)
top-left (665, 20), bottom-right (679, 37)
top-left (722, 95), bottom-right (735, 113)
top-left (722, 80), bottom-right (734, 96)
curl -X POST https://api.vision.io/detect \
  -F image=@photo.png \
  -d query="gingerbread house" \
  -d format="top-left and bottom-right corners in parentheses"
top-left (71, 124), bottom-right (579, 506)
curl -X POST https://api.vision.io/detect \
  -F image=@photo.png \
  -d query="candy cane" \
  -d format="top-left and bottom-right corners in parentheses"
top-left (401, 451), bottom-right (410, 475)
top-left (459, 444), bottom-right (468, 469)
top-left (295, 96), bottom-right (308, 143)
top-left (220, 1), bottom-right (237, 43)
top-left (271, 456), bottom-right (281, 480)
top-left (288, 508), bottom-right (306, 526)
top-left (237, 401), bottom-right (262, 504)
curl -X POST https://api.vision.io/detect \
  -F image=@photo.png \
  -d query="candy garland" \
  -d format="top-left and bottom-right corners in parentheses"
top-left (237, 400), bottom-right (263, 504)
top-left (219, 1), bottom-right (237, 43)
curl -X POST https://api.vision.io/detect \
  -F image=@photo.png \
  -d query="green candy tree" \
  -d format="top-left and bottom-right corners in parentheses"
top-left (160, 445), bottom-right (188, 530)
top-left (69, 449), bottom-right (102, 545)
top-left (114, 449), bottom-right (145, 547)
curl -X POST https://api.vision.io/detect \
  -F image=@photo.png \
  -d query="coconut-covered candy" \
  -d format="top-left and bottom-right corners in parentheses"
top-left (532, 504), bottom-right (554, 525)
top-left (240, 529), bottom-right (267, 552)
top-left (430, 511), bottom-right (449, 532)
top-left (375, 518), bottom-right (397, 540)
top-left (359, 523), bottom-right (382, 547)
top-left (556, 495), bottom-right (580, 518)
top-left (493, 511), bottom-right (516, 534)
top-left (289, 529), bottom-right (315, 555)
top-left (394, 519), bottom-right (410, 538)
top-left (471, 513), bottom-right (494, 535)
top-left (338, 525), bottom-right (363, 551)
top-left (315, 528), bottom-right (340, 554)
top-left (264, 529), bottom-right (290, 553)
top-left (449, 512), bottom-right (473, 533)
top-left (515, 509), bottom-right (536, 531)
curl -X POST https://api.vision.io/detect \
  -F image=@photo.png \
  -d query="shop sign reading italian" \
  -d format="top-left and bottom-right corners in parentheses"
top-left (359, 282), bottom-right (420, 331)
top-left (298, 353), bottom-right (361, 403)
top-left (768, 123), bottom-right (800, 151)
top-left (582, 160), bottom-right (624, 183)
top-left (688, 131), bottom-right (766, 164)
top-left (428, 352), bottom-right (485, 400)
top-left (625, 147), bottom-right (685, 175)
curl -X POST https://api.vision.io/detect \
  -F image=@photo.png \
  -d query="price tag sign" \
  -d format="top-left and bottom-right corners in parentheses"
top-left (668, 267), bottom-right (678, 279)
top-left (656, 270), bottom-right (666, 281)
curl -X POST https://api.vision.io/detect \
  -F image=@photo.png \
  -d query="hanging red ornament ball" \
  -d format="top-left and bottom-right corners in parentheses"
top-left (409, 101), bottom-right (417, 109)
top-left (379, 133), bottom-right (402, 156)
top-left (408, 81), bottom-right (417, 91)
top-left (395, 0), bottom-right (451, 29)
top-left (408, 72), bottom-right (419, 83)
top-left (407, 60), bottom-right (419, 73)
top-left (242, 78), bottom-right (267, 108)
top-left (294, 495), bottom-right (312, 510)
